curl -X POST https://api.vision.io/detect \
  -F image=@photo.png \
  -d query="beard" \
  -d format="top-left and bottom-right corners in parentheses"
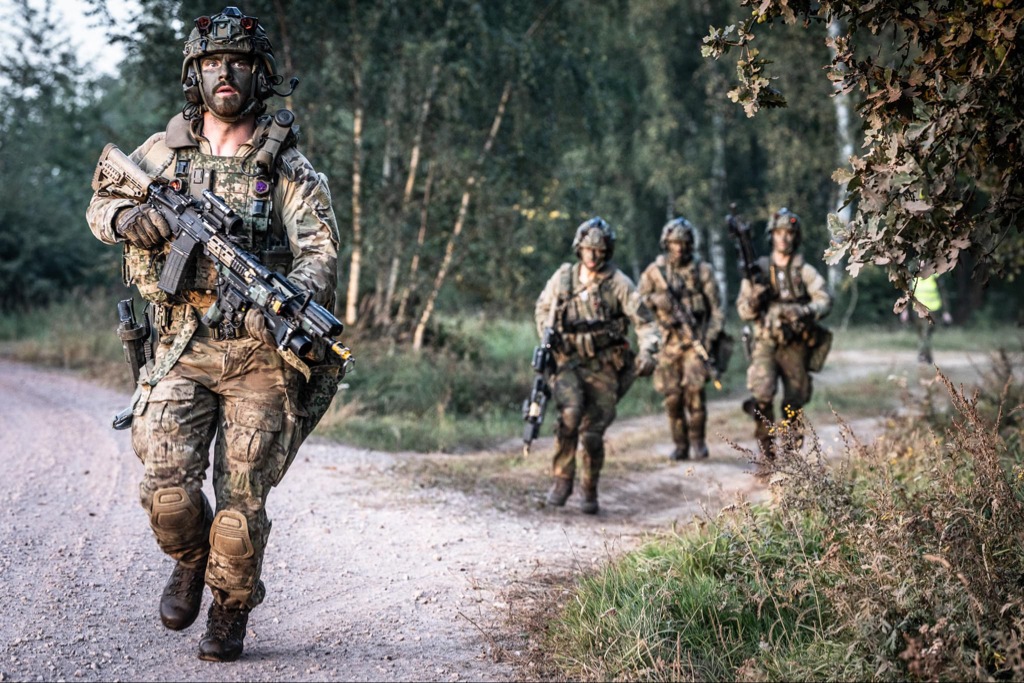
top-left (201, 73), bottom-right (253, 120)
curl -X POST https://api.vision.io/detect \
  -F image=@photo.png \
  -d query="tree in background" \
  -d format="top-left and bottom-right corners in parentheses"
top-left (703, 0), bottom-right (1024, 317)
top-left (7, 0), bottom-right (1017, 330)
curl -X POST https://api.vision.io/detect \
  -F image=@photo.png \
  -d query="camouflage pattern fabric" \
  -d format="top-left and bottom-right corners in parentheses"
top-left (736, 253), bottom-right (832, 444)
top-left (86, 112), bottom-right (339, 612)
top-left (132, 335), bottom-right (303, 610)
top-left (638, 256), bottom-right (723, 450)
top-left (534, 261), bottom-right (659, 484)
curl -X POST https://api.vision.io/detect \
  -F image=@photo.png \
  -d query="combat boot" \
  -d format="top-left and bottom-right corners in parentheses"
top-left (690, 439), bottom-right (709, 460)
top-left (159, 558), bottom-right (208, 630)
top-left (669, 445), bottom-right (689, 461)
top-left (545, 477), bottom-right (573, 507)
top-left (579, 476), bottom-right (599, 515)
top-left (198, 603), bottom-right (250, 662)
top-left (668, 415), bottom-right (688, 461)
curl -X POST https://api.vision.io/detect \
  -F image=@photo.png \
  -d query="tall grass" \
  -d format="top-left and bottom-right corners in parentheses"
top-left (546, 357), bottom-right (1024, 681)
top-left (0, 289), bottom-right (131, 387)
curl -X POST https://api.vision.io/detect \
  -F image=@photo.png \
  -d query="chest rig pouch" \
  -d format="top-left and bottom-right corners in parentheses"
top-left (122, 113), bottom-right (297, 311)
top-left (556, 266), bottom-right (627, 361)
top-left (171, 148), bottom-right (292, 294)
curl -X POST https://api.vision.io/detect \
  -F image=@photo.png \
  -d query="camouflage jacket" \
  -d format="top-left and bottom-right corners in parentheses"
top-left (638, 255), bottom-right (724, 354)
top-left (736, 253), bottom-right (832, 343)
top-left (86, 113), bottom-right (339, 313)
top-left (535, 261), bottom-right (659, 361)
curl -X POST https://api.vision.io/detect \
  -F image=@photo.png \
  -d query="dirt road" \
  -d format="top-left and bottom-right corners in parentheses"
top-left (0, 350), bottom-right (983, 681)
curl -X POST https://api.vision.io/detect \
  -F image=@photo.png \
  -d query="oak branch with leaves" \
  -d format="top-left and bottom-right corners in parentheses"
top-left (703, 0), bottom-right (1023, 314)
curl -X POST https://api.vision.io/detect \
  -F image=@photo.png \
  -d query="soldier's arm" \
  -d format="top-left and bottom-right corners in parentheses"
top-left (618, 274), bottom-right (660, 356)
top-left (86, 133), bottom-right (166, 245)
top-left (801, 263), bottom-right (833, 320)
top-left (701, 262), bottom-right (725, 340)
top-left (534, 269), bottom-right (562, 339)
top-left (276, 148), bottom-right (341, 307)
top-left (736, 278), bottom-right (761, 321)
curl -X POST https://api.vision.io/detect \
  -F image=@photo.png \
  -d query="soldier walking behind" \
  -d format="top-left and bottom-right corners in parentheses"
top-left (736, 208), bottom-right (832, 460)
top-left (534, 217), bottom-right (660, 514)
top-left (638, 217), bottom-right (725, 461)
top-left (86, 7), bottom-right (341, 662)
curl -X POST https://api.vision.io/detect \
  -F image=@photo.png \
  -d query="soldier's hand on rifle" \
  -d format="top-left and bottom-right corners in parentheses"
top-left (634, 350), bottom-right (656, 377)
top-left (244, 308), bottom-right (277, 348)
top-left (115, 204), bottom-right (172, 249)
top-left (779, 303), bottom-right (810, 324)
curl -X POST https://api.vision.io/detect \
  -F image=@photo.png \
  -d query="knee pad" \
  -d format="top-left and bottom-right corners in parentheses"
top-left (210, 510), bottom-right (255, 560)
top-left (150, 486), bottom-right (207, 532)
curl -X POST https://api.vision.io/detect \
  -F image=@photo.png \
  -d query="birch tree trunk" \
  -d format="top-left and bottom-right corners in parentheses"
top-left (828, 18), bottom-right (859, 329)
top-left (411, 81), bottom-right (513, 351)
top-left (344, 1), bottom-right (364, 327)
top-left (828, 18), bottom-right (854, 295)
top-left (395, 163), bottom-right (435, 328)
top-left (709, 106), bottom-right (729, 307)
top-left (381, 63), bottom-right (441, 327)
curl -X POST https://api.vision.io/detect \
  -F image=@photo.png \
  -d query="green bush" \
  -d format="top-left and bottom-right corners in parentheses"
top-left (547, 362), bottom-right (1024, 681)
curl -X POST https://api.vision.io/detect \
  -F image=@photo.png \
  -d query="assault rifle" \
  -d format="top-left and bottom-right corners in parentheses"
top-left (726, 203), bottom-right (771, 360)
top-left (661, 284), bottom-right (723, 391)
top-left (92, 143), bottom-right (354, 367)
top-left (521, 326), bottom-right (558, 457)
top-left (725, 203), bottom-right (769, 293)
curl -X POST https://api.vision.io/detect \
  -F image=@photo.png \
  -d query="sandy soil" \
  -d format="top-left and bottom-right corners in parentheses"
top-left (0, 349), bottom-right (987, 681)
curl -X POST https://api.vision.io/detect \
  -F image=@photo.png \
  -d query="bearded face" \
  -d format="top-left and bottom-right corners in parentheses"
top-left (199, 54), bottom-right (255, 120)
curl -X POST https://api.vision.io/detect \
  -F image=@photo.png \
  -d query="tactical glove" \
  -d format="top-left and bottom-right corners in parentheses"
top-left (115, 204), bottom-right (172, 249)
top-left (244, 308), bottom-right (277, 348)
top-left (634, 351), bottom-right (657, 377)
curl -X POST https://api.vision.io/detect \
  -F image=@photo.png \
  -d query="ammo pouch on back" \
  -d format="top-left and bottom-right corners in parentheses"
top-left (806, 324), bottom-right (833, 373)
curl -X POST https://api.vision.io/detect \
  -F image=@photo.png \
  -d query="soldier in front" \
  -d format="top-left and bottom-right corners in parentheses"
top-left (638, 217), bottom-right (725, 461)
top-left (736, 208), bottom-right (832, 460)
top-left (534, 217), bottom-right (660, 514)
top-left (86, 7), bottom-right (340, 662)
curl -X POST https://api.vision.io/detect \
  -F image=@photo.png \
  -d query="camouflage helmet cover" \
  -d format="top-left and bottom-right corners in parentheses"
top-left (767, 207), bottom-right (802, 249)
top-left (571, 216), bottom-right (616, 258)
top-left (659, 216), bottom-right (696, 250)
top-left (181, 7), bottom-right (277, 110)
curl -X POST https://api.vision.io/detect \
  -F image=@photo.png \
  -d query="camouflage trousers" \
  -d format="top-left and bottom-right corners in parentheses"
top-left (653, 344), bottom-right (709, 448)
top-left (549, 355), bottom-right (621, 484)
top-left (130, 334), bottom-right (304, 611)
top-left (746, 337), bottom-right (811, 444)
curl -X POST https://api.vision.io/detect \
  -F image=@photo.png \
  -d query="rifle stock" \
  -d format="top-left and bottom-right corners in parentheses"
top-left (726, 203), bottom-right (771, 313)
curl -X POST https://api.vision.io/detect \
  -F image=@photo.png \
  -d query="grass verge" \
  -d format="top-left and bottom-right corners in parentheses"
top-left (537, 358), bottom-right (1024, 681)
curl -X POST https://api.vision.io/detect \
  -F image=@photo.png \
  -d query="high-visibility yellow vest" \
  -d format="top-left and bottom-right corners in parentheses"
top-left (913, 275), bottom-right (943, 312)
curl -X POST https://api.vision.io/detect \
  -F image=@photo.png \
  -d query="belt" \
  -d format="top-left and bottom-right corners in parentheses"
top-left (193, 321), bottom-right (242, 340)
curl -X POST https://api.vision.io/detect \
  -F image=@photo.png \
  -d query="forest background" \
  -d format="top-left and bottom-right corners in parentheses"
top-left (4, 0), bottom-right (1022, 327)
top-left (3, 1), bottom-right (1024, 680)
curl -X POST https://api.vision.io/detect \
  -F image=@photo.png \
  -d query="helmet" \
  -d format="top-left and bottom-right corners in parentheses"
top-left (571, 216), bottom-right (616, 259)
top-left (767, 207), bottom-right (802, 249)
top-left (181, 7), bottom-right (279, 119)
top-left (659, 216), bottom-right (696, 250)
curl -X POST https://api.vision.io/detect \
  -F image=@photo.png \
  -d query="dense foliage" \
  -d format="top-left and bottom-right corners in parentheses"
top-left (703, 0), bottom-right (1024, 314)
top-left (549, 368), bottom-right (1024, 680)
top-left (1, 0), bottom-right (1020, 328)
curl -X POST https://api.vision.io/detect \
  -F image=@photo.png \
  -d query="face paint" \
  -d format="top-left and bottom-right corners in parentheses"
top-left (200, 55), bottom-right (255, 119)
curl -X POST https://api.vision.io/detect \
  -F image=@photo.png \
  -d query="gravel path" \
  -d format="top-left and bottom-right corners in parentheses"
top-left (0, 349), bottom-right (986, 681)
